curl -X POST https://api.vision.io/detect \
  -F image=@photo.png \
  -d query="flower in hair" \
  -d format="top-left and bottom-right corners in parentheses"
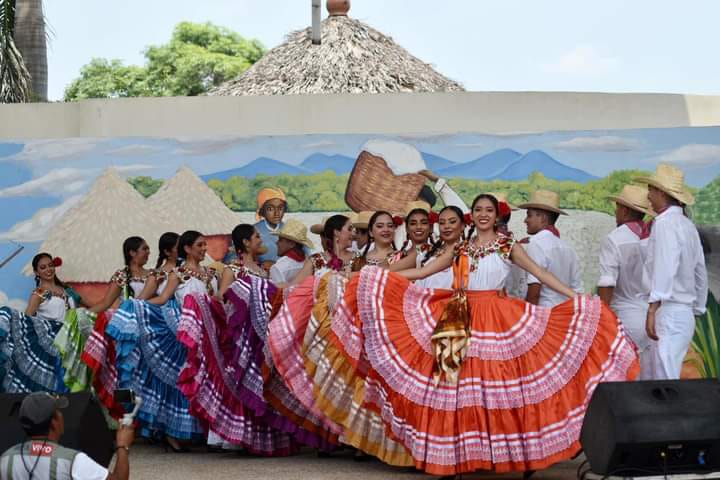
top-left (463, 212), bottom-right (473, 226)
top-left (498, 201), bottom-right (512, 218)
top-left (428, 211), bottom-right (440, 225)
top-left (52, 257), bottom-right (63, 267)
top-left (392, 215), bottom-right (404, 227)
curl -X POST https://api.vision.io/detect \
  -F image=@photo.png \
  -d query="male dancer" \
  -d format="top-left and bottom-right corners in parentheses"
top-left (636, 164), bottom-right (707, 379)
top-left (518, 190), bottom-right (583, 307)
top-left (597, 184), bottom-right (654, 377)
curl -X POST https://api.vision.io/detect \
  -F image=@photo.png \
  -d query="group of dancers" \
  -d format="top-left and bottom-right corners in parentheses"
top-left (0, 163), bottom-right (708, 477)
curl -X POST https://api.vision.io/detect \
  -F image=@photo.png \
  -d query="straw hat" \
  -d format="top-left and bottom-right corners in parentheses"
top-left (486, 192), bottom-right (518, 210)
top-left (607, 185), bottom-right (654, 217)
top-left (310, 216), bottom-right (329, 235)
top-left (634, 163), bottom-right (695, 206)
top-left (350, 211), bottom-right (374, 230)
top-left (517, 190), bottom-right (568, 215)
top-left (403, 200), bottom-right (432, 216)
top-left (271, 218), bottom-right (314, 249)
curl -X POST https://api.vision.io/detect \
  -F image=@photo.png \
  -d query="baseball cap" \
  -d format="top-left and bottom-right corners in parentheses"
top-left (19, 392), bottom-right (69, 429)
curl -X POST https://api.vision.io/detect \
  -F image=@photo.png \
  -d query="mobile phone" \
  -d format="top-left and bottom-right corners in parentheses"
top-left (114, 389), bottom-right (135, 404)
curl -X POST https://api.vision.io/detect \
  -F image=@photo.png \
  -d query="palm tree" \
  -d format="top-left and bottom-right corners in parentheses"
top-left (0, 0), bottom-right (31, 102)
top-left (14, 0), bottom-right (46, 101)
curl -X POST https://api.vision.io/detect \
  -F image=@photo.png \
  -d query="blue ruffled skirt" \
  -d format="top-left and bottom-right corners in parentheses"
top-left (107, 299), bottom-right (202, 440)
top-left (0, 306), bottom-right (67, 393)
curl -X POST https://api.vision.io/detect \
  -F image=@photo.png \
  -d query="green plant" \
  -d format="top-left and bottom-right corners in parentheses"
top-left (690, 291), bottom-right (720, 379)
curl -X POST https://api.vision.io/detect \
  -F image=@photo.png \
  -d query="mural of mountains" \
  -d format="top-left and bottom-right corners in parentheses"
top-left (490, 150), bottom-right (598, 182)
top-left (421, 152), bottom-right (456, 171)
top-left (201, 157), bottom-right (307, 181)
top-left (200, 148), bottom-right (597, 184)
top-left (300, 153), bottom-right (355, 174)
top-left (436, 148), bottom-right (522, 179)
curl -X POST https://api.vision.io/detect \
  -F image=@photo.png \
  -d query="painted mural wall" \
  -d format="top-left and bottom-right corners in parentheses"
top-left (1, 126), bottom-right (718, 308)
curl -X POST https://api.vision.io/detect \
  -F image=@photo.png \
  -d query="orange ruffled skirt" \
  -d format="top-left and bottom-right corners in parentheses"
top-left (319, 266), bottom-right (639, 476)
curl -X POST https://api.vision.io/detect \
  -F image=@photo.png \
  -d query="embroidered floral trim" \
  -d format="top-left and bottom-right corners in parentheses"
top-left (226, 261), bottom-right (268, 280)
top-left (456, 234), bottom-right (515, 272)
top-left (110, 268), bottom-right (150, 288)
top-left (311, 252), bottom-right (357, 273)
top-left (174, 265), bottom-right (216, 285)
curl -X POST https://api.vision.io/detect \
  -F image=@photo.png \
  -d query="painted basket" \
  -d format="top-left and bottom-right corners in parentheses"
top-left (345, 150), bottom-right (426, 212)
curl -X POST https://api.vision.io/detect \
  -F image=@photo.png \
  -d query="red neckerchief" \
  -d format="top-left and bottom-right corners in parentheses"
top-left (544, 225), bottom-right (561, 238)
top-left (284, 249), bottom-right (306, 262)
top-left (624, 220), bottom-right (651, 240)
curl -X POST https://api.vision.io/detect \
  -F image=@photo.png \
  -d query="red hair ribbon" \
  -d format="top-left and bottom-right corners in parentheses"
top-left (392, 215), bottom-right (404, 227)
top-left (498, 201), bottom-right (512, 218)
top-left (428, 211), bottom-right (440, 225)
top-left (463, 212), bottom-right (473, 226)
top-left (52, 257), bottom-right (63, 267)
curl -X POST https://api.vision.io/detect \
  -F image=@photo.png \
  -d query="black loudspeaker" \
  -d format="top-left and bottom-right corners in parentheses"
top-left (0, 392), bottom-right (115, 467)
top-left (581, 379), bottom-right (720, 477)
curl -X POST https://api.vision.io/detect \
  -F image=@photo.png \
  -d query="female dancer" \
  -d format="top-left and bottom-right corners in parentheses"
top-left (357, 211), bottom-right (401, 268)
top-left (137, 232), bottom-right (180, 299)
top-left (327, 194), bottom-right (639, 476)
top-left (104, 231), bottom-right (211, 450)
top-left (81, 236), bottom-right (154, 415)
top-left (402, 205), bottom-right (434, 264)
top-left (1, 253), bottom-right (83, 393)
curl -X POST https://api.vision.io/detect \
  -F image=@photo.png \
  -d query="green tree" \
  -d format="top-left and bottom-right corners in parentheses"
top-left (64, 22), bottom-right (265, 101)
top-left (694, 175), bottom-right (720, 225)
top-left (128, 176), bottom-right (163, 197)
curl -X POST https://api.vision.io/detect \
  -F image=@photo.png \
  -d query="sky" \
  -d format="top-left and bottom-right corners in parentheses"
top-left (43, 0), bottom-right (720, 101)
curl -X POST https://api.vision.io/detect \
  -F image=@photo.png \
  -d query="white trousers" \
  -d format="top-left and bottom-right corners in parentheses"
top-left (614, 305), bottom-right (653, 380)
top-left (646, 303), bottom-right (695, 380)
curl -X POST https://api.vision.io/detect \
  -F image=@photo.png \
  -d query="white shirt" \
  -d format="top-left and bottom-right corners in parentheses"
top-left (526, 229), bottom-right (584, 307)
top-left (597, 223), bottom-right (650, 313)
top-left (416, 255), bottom-right (454, 290)
top-left (468, 253), bottom-right (512, 291)
top-left (645, 206), bottom-right (708, 315)
top-left (270, 256), bottom-right (305, 284)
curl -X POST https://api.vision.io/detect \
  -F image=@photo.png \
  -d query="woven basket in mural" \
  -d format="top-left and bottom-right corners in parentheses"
top-left (345, 150), bottom-right (426, 212)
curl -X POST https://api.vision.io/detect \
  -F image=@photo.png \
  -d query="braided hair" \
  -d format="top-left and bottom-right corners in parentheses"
top-left (321, 215), bottom-right (350, 254)
top-left (122, 236), bottom-right (145, 298)
top-left (401, 208), bottom-right (431, 252)
top-left (155, 232), bottom-right (179, 269)
top-left (421, 205), bottom-right (464, 267)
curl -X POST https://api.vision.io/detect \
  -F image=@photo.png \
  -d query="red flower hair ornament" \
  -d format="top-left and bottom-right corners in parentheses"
top-left (498, 201), bottom-right (512, 218)
top-left (463, 212), bottom-right (473, 226)
top-left (428, 211), bottom-right (440, 225)
top-left (392, 215), bottom-right (404, 227)
top-left (52, 257), bottom-right (63, 267)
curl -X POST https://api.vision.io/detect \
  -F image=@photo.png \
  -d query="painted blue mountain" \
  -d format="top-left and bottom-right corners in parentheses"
top-left (0, 143), bottom-right (23, 158)
top-left (490, 150), bottom-right (598, 183)
top-left (436, 148), bottom-right (522, 179)
top-left (421, 152), bottom-right (456, 171)
top-left (300, 153), bottom-right (355, 174)
top-left (201, 157), bottom-right (308, 181)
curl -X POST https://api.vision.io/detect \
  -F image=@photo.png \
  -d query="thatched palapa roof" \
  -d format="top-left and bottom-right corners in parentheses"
top-left (146, 167), bottom-right (241, 236)
top-left (26, 169), bottom-right (170, 282)
top-left (209, 3), bottom-right (463, 96)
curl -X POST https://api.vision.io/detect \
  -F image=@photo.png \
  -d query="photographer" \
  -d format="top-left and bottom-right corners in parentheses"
top-left (0, 392), bottom-right (134, 480)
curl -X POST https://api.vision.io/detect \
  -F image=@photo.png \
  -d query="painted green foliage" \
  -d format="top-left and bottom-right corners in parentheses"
top-left (694, 176), bottom-right (720, 225)
top-left (128, 169), bottom-right (719, 216)
top-left (691, 292), bottom-right (720, 379)
top-left (128, 176), bottom-right (163, 198)
top-left (64, 22), bottom-right (265, 100)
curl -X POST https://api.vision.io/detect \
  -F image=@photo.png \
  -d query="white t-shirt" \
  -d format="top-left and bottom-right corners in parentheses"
top-left (526, 229), bottom-right (584, 307)
top-left (270, 256), bottom-right (305, 284)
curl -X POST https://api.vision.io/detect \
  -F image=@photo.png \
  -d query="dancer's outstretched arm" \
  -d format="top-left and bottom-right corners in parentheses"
top-left (397, 247), bottom-right (453, 281)
top-left (148, 274), bottom-right (179, 305)
top-left (510, 244), bottom-right (576, 299)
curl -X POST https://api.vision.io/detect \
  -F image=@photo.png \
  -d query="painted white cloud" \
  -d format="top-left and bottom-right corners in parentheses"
top-left (112, 164), bottom-right (159, 175)
top-left (0, 195), bottom-right (83, 242)
top-left (0, 289), bottom-right (27, 311)
top-left (105, 144), bottom-right (164, 156)
top-left (657, 144), bottom-right (720, 167)
top-left (173, 136), bottom-right (250, 156)
top-left (302, 140), bottom-right (338, 149)
top-left (553, 136), bottom-right (640, 152)
top-left (0, 168), bottom-right (90, 198)
top-left (8, 138), bottom-right (100, 162)
top-left (543, 45), bottom-right (619, 75)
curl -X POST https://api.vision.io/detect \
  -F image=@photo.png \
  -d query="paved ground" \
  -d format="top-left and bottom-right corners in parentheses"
top-left (128, 442), bottom-right (584, 480)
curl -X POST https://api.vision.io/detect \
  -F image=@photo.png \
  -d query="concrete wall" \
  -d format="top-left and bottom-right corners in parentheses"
top-left (1, 92), bottom-right (719, 139)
